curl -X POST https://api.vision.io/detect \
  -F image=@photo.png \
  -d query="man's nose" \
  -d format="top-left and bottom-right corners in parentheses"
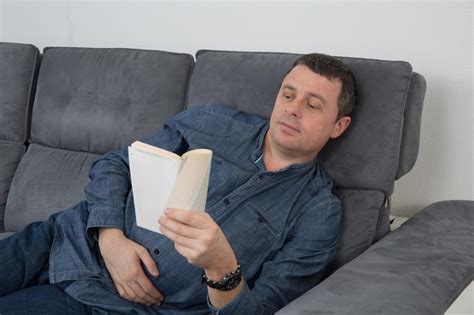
top-left (286, 98), bottom-right (303, 117)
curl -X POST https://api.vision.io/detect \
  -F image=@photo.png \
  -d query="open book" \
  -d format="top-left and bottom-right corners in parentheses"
top-left (128, 141), bottom-right (212, 233)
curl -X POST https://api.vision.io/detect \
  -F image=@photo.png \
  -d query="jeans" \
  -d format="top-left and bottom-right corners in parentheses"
top-left (0, 284), bottom-right (91, 314)
top-left (0, 214), bottom-right (91, 314)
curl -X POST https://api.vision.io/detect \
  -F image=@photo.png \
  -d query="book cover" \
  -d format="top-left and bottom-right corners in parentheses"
top-left (128, 141), bottom-right (212, 233)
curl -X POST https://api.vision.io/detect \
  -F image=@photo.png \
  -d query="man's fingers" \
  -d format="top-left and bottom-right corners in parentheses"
top-left (137, 247), bottom-right (159, 277)
top-left (137, 276), bottom-right (164, 302)
top-left (115, 283), bottom-right (128, 300)
top-left (121, 284), bottom-right (141, 303)
top-left (163, 208), bottom-right (209, 228)
top-left (158, 215), bottom-right (201, 239)
top-left (158, 220), bottom-right (200, 242)
top-left (127, 282), bottom-right (156, 305)
top-left (159, 225), bottom-right (197, 250)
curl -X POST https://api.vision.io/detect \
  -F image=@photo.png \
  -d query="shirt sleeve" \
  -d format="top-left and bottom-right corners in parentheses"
top-left (207, 198), bottom-right (342, 315)
top-left (84, 116), bottom-right (190, 238)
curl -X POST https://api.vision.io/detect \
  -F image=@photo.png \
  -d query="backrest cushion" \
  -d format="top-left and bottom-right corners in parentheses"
top-left (32, 47), bottom-right (194, 154)
top-left (5, 47), bottom-right (194, 231)
top-left (0, 42), bottom-right (40, 231)
top-left (186, 50), bottom-right (414, 195)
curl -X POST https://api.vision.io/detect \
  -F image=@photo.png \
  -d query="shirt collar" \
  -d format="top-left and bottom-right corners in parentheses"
top-left (251, 122), bottom-right (318, 174)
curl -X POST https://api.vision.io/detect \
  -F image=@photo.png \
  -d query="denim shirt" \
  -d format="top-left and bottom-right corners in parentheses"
top-left (49, 105), bottom-right (342, 314)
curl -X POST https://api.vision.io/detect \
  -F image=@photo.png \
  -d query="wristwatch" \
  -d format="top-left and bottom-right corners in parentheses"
top-left (202, 264), bottom-right (242, 291)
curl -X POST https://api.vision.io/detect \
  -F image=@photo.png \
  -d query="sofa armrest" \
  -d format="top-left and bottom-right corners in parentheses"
top-left (277, 200), bottom-right (474, 315)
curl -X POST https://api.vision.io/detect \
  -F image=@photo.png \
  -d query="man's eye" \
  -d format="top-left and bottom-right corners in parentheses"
top-left (283, 94), bottom-right (293, 100)
top-left (307, 103), bottom-right (319, 110)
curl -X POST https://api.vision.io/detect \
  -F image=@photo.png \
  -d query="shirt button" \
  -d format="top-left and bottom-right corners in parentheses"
top-left (223, 198), bottom-right (230, 205)
top-left (153, 248), bottom-right (160, 255)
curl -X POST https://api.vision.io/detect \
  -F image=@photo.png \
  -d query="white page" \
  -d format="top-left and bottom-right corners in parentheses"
top-left (128, 146), bottom-right (181, 233)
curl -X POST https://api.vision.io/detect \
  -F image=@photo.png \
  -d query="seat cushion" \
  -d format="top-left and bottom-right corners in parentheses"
top-left (5, 144), bottom-right (99, 231)
top-left (0, 143), bottom-right (25, 231)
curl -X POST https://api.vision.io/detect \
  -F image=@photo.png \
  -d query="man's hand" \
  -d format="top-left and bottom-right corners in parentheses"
top-left (158, 208), bottom-right (238, 279)
top-left (159, 209), bottom-right (244, 309)
top-left (98, 228), bottom-right (164, 306)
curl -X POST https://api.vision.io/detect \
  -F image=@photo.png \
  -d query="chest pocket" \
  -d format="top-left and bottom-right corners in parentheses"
top-left (220, 202), bottom-right (281, 265)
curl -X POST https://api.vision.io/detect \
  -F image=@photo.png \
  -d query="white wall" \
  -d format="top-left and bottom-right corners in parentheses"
top-left (1, 1), bottom-right (472, 217)
top-left (0, 0), bottom-right (3, 41)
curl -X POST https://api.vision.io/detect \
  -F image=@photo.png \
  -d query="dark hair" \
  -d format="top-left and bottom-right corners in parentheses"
top-left (290, 53), bottom-right (356, 119)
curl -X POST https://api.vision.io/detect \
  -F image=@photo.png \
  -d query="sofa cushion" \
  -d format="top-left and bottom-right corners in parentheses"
top-left (5, 47), bottom-right (194, 232)
top-left (0, 42), bottom-right (40, 142)
top-left (186, 50), bottom-right (414, 195)
top-left (5, 144), bottom-right (99, 231)
top-left (0, 42), bottom-right (40, 231)
top-left (330, 188), bottom-right (386, 270)
top-left (31, 47), bottom-right (194, 154)
top-left (0, 143), bottom-right (25, 231)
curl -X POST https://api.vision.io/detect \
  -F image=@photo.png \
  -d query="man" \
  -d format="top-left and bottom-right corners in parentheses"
top-left (0, 53), bottom-right (355, 314)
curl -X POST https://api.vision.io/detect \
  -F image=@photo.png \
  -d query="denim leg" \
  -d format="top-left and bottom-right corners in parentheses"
top-left (0, 283), bottom-right (92, 314)
top-left (0, 212), bottom-right (60, 297)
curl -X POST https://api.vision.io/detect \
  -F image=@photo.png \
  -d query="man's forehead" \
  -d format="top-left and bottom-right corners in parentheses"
top-left (281, 66), bottom-right (342, 95)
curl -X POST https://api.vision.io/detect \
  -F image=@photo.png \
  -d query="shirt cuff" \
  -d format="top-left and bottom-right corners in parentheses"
top-left (86, 207), bottom-right (125, 241)
top-left (207, 279), bottom-right (250, 314)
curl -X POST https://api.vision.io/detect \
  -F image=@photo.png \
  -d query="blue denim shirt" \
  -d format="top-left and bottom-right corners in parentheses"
top-left (49, 105), bottom-right (342, 314)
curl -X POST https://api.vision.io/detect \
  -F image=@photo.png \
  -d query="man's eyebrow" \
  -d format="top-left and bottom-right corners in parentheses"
top-left (281, 84), bottom-right (327, 105)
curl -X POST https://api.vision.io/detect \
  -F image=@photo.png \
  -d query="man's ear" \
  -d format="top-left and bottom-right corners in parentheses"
top-left (330, 116), bottom-right (351, 139)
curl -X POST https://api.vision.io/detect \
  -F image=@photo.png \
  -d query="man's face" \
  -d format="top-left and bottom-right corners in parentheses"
top-left (267, 64), bottom-right (351, 161)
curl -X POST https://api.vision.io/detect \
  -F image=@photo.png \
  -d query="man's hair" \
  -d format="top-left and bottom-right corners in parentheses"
top-left (290, 53), bottom-right (356, 119)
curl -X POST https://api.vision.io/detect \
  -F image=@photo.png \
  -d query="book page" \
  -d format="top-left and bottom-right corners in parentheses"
top-left (129, 146), bottom-right (182, 233)
top-left (165, 149), bottom-right (212, 212)
top-left (191, 158), bottom-right (211, 211)
top-left (131, 141), bottom-right (182, 160)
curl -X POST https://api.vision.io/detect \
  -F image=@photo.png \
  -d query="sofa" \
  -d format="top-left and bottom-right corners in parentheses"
top-left (0, 42), bottom-right (472, 314)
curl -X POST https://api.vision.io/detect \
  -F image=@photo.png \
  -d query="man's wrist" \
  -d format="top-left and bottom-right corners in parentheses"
top-left (203, 263), bottom-right (242, 292)
top-left (204, 260), bottom-right (238, 281)
top-left (98, 227), bottom-right (124, 246)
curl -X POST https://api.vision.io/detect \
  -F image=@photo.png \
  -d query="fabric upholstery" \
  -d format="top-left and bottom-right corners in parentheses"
top-left (5, 144), bottom-right (99, 231)
top-left (0, 42), bottom-right (40, 142)
top-left (0, 42), bottom-right (40, 232)
top-left (0, 144), bottom-right (25, 231)
top-left (396, 72), bottom-right (426, 178)
top-left (329, 189), bottom-right (386, 270)
top-left (4, 47), bottom-right (194, 232)
top-left (187, 50), bottom-right (415, 195)
top-left (277, 200), bottom-right (474, 314)
top-left (0, 231), bottom-right (15, 240)
top-left (31, 47), bottom-right (194, 154)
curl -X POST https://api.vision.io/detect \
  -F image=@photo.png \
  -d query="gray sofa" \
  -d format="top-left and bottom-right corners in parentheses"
top-left (0, 42), bottom-right (472, 314)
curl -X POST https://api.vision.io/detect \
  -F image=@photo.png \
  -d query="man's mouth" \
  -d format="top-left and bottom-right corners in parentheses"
top-left (279, 121), bottom-right (300, 133)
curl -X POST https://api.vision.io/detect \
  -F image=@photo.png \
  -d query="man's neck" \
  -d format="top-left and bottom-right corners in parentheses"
top-left (262, 132), bottom-right (316, 172)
